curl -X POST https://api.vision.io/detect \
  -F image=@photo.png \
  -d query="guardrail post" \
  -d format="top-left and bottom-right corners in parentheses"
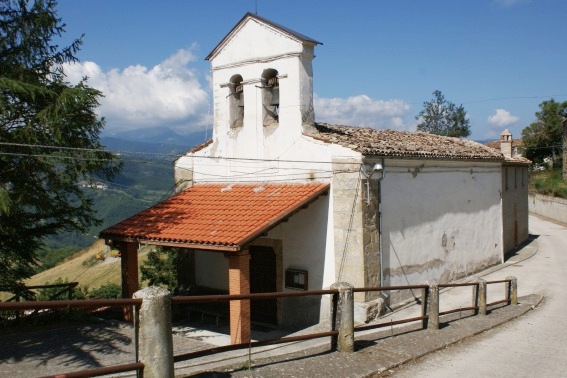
top-left (477, 279), bottom-right (487, 315)
top-left (427, 282), bottom-right (439, 330)
top-left (506, 276), bottom-right (518, 305)
top-left (133, 286), bottom-right (174, 378)
top-left (421, 286), bottom-right (429, 329)
top-left (330, 282), bottom-right (354, 353)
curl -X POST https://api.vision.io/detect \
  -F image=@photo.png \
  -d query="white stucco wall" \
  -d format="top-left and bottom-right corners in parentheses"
top-left (263, 195), bottom-right (331, 325)
top-left (381, 160), bottom-right (503, 289)
top-left (529, 193), bottom-right (567, 225)
top-left (502, 165), bottom-right (529, 252)
top-left (173, 16), bottom-right (362, 326)
top-left (194, 250), bottom-right (228, 291)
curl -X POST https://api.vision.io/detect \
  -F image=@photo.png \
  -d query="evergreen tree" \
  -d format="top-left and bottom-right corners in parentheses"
top-left (415, 90), bottom-right (471, 138)
top-left (0, 0), bottom-right (120, 289)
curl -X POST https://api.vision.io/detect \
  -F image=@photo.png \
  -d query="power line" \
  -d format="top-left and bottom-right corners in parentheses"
top-left (0, 141), bottom-right (364, 165)
top-left (461, 94), bottom-right (567, 105)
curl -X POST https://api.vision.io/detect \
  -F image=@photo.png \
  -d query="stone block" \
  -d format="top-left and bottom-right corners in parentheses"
top-left (354, 296), bottom-right (386, 323)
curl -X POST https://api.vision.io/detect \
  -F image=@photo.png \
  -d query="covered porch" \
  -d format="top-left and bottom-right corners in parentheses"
top-left (100, 182), bottom-right (329, 344)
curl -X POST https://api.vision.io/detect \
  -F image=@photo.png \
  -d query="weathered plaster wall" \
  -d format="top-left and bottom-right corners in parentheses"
top-left (194, 250), bottom-right (228, 291)
top-left (266, 195), bottom-right (330, 326)
top-left (331, 158), bottom-right (380, 305)
top-left (502, 165), bottom-right (529, 253)
top-left (381, 160), bottom-right (503, 298)
top-left (529, 193), bottom-right (567, 225)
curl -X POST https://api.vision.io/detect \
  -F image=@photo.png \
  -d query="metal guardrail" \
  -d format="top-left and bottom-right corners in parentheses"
top-left (438, 282), bottom-right (480, 316)
top-left (37, 362), bottom-right (145, 378)
top-left (0, 279), bottom-right (516, 377)
top-left (0, 298), bottom-right (143, 378)
top-left (353, 285), bottom-right (430, 332)
top-left (172, 289), bottom-right (339, 363)
top-left (1, 282), bottom-right (79, 302)
top-left (486, 279), bottom-right (513, 307)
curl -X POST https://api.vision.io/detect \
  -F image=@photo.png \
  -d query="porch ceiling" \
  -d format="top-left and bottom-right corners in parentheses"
top-left (99, 183), bottom-right (329, 251)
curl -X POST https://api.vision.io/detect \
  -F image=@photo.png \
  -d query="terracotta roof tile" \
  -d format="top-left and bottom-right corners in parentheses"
top-left (306, 123), bottom-right (504, 161)
top-left (485, 139), bottom-right (523, 150)
top-left (100, 183), bottom-right (329, 251)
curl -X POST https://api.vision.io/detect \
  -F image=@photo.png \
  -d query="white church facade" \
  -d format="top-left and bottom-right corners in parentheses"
top-left (101, 13), bottom-right (529, 344)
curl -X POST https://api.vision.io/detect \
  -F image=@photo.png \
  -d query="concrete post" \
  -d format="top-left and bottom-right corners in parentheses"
top-left (477, 279), bottom-right (487, 316)
top-left (427, 283), bottom-right (439, 330)
top-left (421, 286), bottom-right (429, 329)
top-left (133, 286), bottom-right (174, 378)
top-left (330, 282), bottom-right (354, 353)
top-left (506, 276), bottom-right (518, 305)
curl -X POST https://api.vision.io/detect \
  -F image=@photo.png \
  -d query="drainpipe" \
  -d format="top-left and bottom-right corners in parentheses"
top-left (376, 160), bottom-right (385, 288)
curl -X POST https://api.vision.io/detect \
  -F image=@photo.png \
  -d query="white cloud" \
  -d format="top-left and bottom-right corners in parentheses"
top-left (62, 46), bottom-right (209, 134)
top-left (314, 94), bottom-right (413, 130)
top-left (487, 108), bottom-right (519, 127)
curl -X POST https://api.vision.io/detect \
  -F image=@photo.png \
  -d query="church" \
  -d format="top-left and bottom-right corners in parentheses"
top-left (101, 13), bottom-right (529, 344)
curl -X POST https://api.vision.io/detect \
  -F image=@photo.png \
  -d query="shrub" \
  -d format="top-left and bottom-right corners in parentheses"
top-left (529, 168), bottom-right (567, 199)
top-left (88, 283), bottom-right (121, 299)
top-left (140, 247), bottom-right (178, 293)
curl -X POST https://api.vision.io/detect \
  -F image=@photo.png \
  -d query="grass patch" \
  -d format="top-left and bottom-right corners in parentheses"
top-left (530, 168), bottom-right (567, 199)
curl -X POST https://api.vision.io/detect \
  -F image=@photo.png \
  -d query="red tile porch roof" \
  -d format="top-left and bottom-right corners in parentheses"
top-left (99, 183), bottom-right (329, 251)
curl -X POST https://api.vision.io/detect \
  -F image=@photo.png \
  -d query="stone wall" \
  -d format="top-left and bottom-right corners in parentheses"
top-left (529, 193), bottom-right (567, 225)
top-left (331, 158), bottom-right (381, 306)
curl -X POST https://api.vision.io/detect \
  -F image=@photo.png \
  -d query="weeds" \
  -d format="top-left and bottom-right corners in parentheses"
top-left (530, 168), bottom-right (567, 199)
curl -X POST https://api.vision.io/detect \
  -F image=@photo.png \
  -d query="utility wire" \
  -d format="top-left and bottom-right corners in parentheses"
top-left (0, 141), bottom-right (364, 165)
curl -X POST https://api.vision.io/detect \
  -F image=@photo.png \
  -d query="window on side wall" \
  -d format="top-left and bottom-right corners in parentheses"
top-left (261, 68), bottom-right (279, 126)
top-left (228, 74), bottom-right (244, 128)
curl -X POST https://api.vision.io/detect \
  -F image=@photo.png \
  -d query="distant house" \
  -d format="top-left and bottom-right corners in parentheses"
top-left (485, 129), bottom-right (525, 158)
top-left (100, 13), bottom-right (530, 344)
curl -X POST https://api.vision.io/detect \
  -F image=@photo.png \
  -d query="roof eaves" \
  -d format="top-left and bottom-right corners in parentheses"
top-left (206, 12), bottom-right (322, 61)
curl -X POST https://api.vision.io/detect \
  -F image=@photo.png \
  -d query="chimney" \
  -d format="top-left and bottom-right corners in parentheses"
top-left (500, 129), bottom-right (512, 159)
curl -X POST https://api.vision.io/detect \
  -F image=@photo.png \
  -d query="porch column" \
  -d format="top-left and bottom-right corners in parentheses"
top-left (118, 241), bottom-right (139, 322)
top-left (226, 250), bottom-right (251, 345)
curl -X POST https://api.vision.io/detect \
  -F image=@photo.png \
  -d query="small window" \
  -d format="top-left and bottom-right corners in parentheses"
top-left (285, 269), bottom-right (308, 290)
top-left (228, 74), bottom-right (244, 128)
top-left (261, 68), bottom-right (279, 126)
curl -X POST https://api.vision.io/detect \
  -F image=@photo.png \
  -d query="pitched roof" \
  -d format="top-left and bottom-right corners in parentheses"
top-left (306, 123), bottom-right (504, 161)
top-left (484, 139), bottom-right (523, 150)
top-left (484, 138), bottom-right (531, 165)
top-left (206, 12), bottom-right (322, 61)
top-left (100, 183), bottom-right (329, 251)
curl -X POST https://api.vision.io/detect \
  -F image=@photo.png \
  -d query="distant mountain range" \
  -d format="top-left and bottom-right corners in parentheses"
top-left (102, 126), bottom-right (210, 154)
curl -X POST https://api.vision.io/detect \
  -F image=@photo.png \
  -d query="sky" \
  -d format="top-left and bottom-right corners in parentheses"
top-left (55, 0), bottom-right (567, 141)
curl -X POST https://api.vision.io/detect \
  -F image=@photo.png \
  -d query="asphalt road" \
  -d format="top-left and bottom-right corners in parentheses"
top-left (392, 215), bottom-right (567, 377)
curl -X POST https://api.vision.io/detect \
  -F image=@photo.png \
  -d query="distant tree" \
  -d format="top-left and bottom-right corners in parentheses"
top-left (415, 90), bottom-right (471, 138)
top-left (521, 99), bottom-right (567, 165)
top-left (140, 247), bottom-right (178, 293)
top-left (0, 0), bottom-right (120, 290)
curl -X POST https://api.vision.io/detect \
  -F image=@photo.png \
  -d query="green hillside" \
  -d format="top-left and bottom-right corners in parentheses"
top-left (38, 158), bottom-right (175, 272)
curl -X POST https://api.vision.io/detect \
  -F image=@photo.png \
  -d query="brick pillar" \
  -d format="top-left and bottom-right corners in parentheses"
top-left (118, 241), bottom-right (139, 322)
top-left (226, 250), bottom-right (251, 345)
